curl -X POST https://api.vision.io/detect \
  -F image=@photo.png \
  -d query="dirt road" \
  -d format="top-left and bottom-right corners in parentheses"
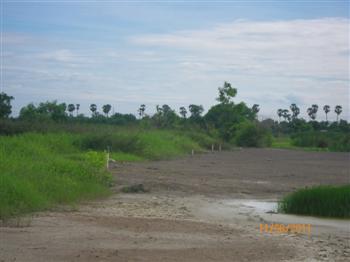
top-left (1, 148), bottom-right (349, 261)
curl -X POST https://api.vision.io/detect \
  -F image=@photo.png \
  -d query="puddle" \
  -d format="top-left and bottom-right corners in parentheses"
top-left (196, 198), bottom-right (350, 237)
top-left (241, 201), bottom-right (277, 213)
top-left (222, 199), bottom-right (277, 213)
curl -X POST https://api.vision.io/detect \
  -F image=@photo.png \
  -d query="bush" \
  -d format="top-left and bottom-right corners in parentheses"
top-left (233, 121), bottom-right (272, 147)
top-left (278, 185), bottom-right (350, 218)
top-left (291, 131), bottom-right (350, 152)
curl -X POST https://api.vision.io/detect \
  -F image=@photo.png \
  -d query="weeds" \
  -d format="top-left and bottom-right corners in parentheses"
top-left (0, 129), bottom-right (206, 219)
top-left (278, 185), bottom-right (350, 218)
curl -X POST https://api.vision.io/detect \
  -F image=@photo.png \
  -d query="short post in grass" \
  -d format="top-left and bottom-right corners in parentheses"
top-left (211, 144), bottom-right (214, 152)
top-left (191, 149), bottom-right (194, 156)
top-left (219, 144), bottom-right (222, 152)
top-left (106, 146), bottom-right (110, 170)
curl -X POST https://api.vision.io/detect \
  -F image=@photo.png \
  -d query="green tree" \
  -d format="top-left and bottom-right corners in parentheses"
top-left (188, 104), bottom-right (204, 119)
top-left (234, 121), bottom-right (272, 147)
top-left (0, 92), bottom-right (14, 119)
top-left (20, 101), bottom-right (67, 121)
top-left (152, 104), bottom-right (178, 128)
top-left (335, 105), bottom-right (342, 122)
top-left (102, 104), bottom-right (112, 117)
top-left (277, 109), bottom-right (283, 122)
top-left (67, 104), bottom-right (75, 116)
top-left (19, 103), bottom-right (37, 119)
top-left (179, 106), bottom-right (187, 118)
top-left (217, 82), bottom-right (237, 104)
top-left (38, 101), bottom-right (67, 121)
top-left (323, 105), bottom-right (330, 122)
top-left (90, 104), bottom-right (97, 117)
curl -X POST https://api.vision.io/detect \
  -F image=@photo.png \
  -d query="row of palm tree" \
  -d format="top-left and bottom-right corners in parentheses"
top-left (277, 104), bottom-right (343, 122)
top-left (71, 104), bottom-right (112, 117)
top-left (68, 102), bottom-right (343, 122)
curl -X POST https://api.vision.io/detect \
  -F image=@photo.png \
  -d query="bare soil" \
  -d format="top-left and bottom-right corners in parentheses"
top-left (1, 148), bottom-right (349, 261)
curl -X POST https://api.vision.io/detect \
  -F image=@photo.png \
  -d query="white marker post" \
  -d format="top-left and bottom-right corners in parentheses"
top-left (211, 144), bottom-right (214, 152)
top-left (219, 144), bottom-right (222, 152)
top-left (106, 146), bottom-right (110, 170)
top-left (191, 149), bottom-right (194, 156)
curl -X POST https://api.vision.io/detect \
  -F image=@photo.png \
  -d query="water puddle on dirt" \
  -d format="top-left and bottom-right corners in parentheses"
top-left (221, 199), bottom-right (277, 213)
top-left (240, 200), bottom-right (277, 213)
top-left (196, 198), bottom-right (350, 237)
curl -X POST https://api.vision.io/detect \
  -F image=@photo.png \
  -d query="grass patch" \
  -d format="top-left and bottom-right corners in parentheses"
top-left (0, 133), bottom-right (112, 219)
top-left (291, 131), bottom-right (350, 152)
top-left (111, 152), bottom-right (144, 162)
top-left (0, 129), bottom-right (206, 219)
top-left (271, 136), bottom-right (295, 149)
top-left (271, 136), bottom-right (329, 152)
top-left (76, 129), bottom-right (203, 160)
top-left (278, 185), bottom-right (350, 218)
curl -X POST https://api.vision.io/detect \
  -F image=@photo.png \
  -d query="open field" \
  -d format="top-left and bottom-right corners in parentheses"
top-left (1, 149), bottom-right (349, 261)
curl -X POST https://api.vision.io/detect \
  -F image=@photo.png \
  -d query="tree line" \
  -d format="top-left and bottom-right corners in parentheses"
top-left (0, 82), bottom-right (348, 146)
top-left (277, 104), bottom-right (343, 122)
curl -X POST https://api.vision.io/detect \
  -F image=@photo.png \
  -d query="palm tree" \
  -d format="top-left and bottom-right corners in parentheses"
top-left (90, 104), bottom-right (97, 116)
top-left (277, 109), bottom-right (283, 122)
top-left (179, 106), bottom-right (187, 118)
top-left (102, 104), bottom-right (112, 117)
top-left (307, 107), bottom-right (315, 120)
top-left (311, 104), bottom-right (318, 119)
top-left (67, 104), bottom-right (75, 116)
top-left (290, 103), bottom-right (300, 120)
top-left (252, 104), bottom-right (260, 119)
top-left (138, 104), bottom-right (146, 118)
top-left (323, 105), bottom-right (330, 122)
top-left (282, 109), bottom-right (290, 122)
top-left (335, 105), bottom-right (342, 122)
top-left (76, 104), bottom-right (80, 116)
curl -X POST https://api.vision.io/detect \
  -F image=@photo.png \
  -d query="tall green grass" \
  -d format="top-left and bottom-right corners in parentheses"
top-left (0, 133), bottom-right (112, 219)
top-left (278, 185), bottom-right (350, 218)
top-left (291, 131), bottom-right (350, 152)
top-left (75, 129), bottom-right (204, 160)
top-left (0, 129), bottom-right (207, 219)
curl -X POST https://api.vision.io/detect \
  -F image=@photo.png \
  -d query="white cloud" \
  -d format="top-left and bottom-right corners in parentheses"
top-left (3, 18), bottom-right (349, 120)
top-left (130, 18), bottom-right (349, 120)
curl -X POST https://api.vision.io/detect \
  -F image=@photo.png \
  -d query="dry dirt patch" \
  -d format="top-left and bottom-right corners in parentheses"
top-left (1, 149), bottom-right (349, 261)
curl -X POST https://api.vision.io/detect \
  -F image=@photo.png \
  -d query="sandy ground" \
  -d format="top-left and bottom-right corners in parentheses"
top-left (1, 148), bottom-right (349, 261)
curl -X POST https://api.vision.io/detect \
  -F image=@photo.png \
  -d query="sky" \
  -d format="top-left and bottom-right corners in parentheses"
top-left (1, 0), bottom-right (349, 121)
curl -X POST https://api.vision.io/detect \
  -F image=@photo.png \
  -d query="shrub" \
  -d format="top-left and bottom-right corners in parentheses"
top-left (291, 131), bottom-right (350, 152)
top-left (233, 121), bottom-right (272, 147)
top-left (278, 185), bottom-right (350, 218)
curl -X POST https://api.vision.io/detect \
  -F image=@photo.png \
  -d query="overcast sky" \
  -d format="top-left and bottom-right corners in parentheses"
top-left (1, 0), bottom-right (349, 120)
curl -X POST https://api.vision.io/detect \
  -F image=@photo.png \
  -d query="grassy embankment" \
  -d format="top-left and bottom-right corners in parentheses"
top-left (0, 129), bottom-right (213, 219)
top-left (271, 131), bottom-right (350, 152)
top-left (271, 136), bottom-right (327, 151)
top-left (278, 185), bottom-right (350, 218)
